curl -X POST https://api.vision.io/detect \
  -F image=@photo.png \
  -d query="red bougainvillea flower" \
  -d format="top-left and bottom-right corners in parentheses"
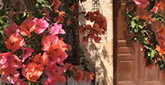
top-left (49, 23), bottom-right (65, 35)
top-left (86, 72), bottom-right (94, 82)
top-left (82, 36), bottom-right (88, 43)
top-left (22, 62), bottom-right (44, 82)
top-left (21, 47), bottom-right (34, 62)
top-left (42, 35), bottom-right (59, 51)
top-left (14, 79), bottom-right (27, 85)
top-left (94, 36), bottom-right (101, 43)
top-left (45, 63), bottom-right (66, 83)
top-left (73, 70), bottom-right (84, 82)
top-left (33, 17), bottom-right (49, 34)
top-left (65, 63), bottom-right (73, 71)
top-left (47, 44), bottom-right (68, 63)
top-left (133, 0), bottom-right (148, 9)
top-left (44, 77), bottom-right (57, 85)
top-left (5, 33), bottom-right (25, 52)
top-left (3, 23), bottom-right (19, 37)
top-left (53, 11), bottom-right (65, 23)
top-left (32, 52), bottom-right (48, 65)
top-left (42, 8), bottom-right (50, 19)
top-left (8, 55), bottom-right (22, 69)
top-left (156, 27), bottom-right (165, 50)
top-left (20, 18), bottom-right (35, 37)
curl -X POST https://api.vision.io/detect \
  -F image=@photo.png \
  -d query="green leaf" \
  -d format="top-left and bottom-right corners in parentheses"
top-left (37, 0), bottom-right (43, 3)
top-left (138, 24), bottom-right (143, 29)
top-left (131, 20), bottom-right (136, 28)
top-left (150, 49), bottom-right (156, 58)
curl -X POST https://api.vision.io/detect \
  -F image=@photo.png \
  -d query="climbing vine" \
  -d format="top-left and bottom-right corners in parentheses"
top-left (125, 0), bottom-right (165, 70)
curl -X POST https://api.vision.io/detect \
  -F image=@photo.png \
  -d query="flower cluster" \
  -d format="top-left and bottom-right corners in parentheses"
top-left (80, 11), bottom-right (107, 43)
top-left (0, 17), bottom-right (69, 84)
top-left (0, 0), bottom-right (95, 84)
top-left (133, 0), bottom-right (165, 13)
top-left (65, 63), bottom-right (94, 82)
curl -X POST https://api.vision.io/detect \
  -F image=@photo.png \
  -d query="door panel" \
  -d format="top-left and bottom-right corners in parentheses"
top-left (116, 0), bottom-right (165, 85)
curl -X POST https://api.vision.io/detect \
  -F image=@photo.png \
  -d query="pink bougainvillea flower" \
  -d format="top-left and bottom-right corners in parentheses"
top-left (5, 33), bottom-right (25, 52)
top-left (3, 23), bottom-right (19, 37)
top-left (151, 2), bottom-right (160, 13)
top-left (1, 68), bottom-right (20, 84)
top-left (0, 52), bottom-right (12, 69)
top-left (0, 52), bottom-right (22, 84)
top-left (22, 62), bottom-right (44, 82)
top-left (32, 52), bottom-right (48, 65)
top-left (49, 24), bottom-right (64, 35)
top-left (42, 35), bottom-right (59, 51)
top-left (20, 18), bottom-right (35, 37)
top-left (133, 0), bottom-right (148, 9)
top-left (21, 47), bottom-right (34, 62)
top-left (49, 23), bottom-right (65, 35)
top-left (33, 17), bottom-right (49, 34)
top-left (0, 52), bottom-right (22, 70)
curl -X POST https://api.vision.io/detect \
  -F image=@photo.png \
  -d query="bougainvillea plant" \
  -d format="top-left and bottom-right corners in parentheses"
top-left (79, 0), bottom-right (107, 43)
top-left (125, 0), bottom-right (165, 70)
top-left (79, 10), bottom-right (107, 43)
top-left (0, 0), bottom-right (94, 84)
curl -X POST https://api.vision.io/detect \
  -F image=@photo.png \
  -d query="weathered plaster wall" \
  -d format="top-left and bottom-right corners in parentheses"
top-left (79, 0), bottom-right (113, 85)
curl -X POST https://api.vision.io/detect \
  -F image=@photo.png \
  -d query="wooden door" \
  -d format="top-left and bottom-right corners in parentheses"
top-left (115, 0), bottom-right (165, 85)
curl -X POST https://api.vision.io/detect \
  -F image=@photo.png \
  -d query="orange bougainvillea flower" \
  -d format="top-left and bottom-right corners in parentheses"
top-left (32, 52), bottom-right (48, 65)
top-left (5, 33), bottom-right (25, 52)
top-left (22, 62), bottom-right (44, 82)
top-left (156, 27), bottom-right (165, 50)
top-left (155, 45), bottom-right (164, 57)
top-left (42, 35), bottom-right (59, 51)
top-left (20, 18), bottom-right (35, 37)
top-left (47, 45), bottom-right (68, 63)
top-left (58, 39), bottom-right (68, 51)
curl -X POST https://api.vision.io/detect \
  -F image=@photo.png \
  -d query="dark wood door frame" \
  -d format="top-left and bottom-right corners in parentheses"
top-left (113, 0), bottom-right (118, 85)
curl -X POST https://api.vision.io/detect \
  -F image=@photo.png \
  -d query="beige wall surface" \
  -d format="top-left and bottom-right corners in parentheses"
top-left (79, 0), bottom-right (113, 85)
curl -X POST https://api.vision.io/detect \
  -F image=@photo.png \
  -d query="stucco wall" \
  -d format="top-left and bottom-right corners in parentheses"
top-left (79, 0), bottom-right (113, 85)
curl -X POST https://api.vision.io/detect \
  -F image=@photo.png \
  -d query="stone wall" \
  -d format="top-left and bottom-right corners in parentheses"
top-left (79, 0), bottom-right (113, 85)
